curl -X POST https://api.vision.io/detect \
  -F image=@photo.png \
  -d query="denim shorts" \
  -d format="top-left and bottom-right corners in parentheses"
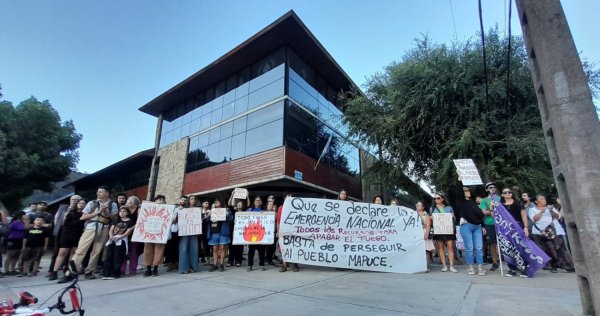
top-left (208, 233), bottom-right (231, 246)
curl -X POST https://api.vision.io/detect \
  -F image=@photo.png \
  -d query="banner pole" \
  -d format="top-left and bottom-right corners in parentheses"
top-left (492, 201), bottom-right (505, 277)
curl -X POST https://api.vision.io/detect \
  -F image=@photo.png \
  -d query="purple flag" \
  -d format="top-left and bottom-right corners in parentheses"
top-left (493, 200), bottom-right (551, 277)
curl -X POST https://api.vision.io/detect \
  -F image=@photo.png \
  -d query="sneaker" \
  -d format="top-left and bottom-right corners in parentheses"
top-left (450, 267), bottom-right (458, 273)
top-left (467, 268), bottom-right (475, 275)
top-left (143, 269), bottom-right (152, 277)
top-left (84, 273), bottom-right (96, 280)
top-left (551, 268), bottom-right (558, 273)
top-left (48, 272), bottom-right (58, 281)
top-left (28, 273), bottom-right (36, 277)
top-left (209, 265), bottom-right (218, 272)
top-left (292, 264), bottom-right (300, 272)
top-left (152, 269), bottom-right (158, 277)
top-left (247, 266), bottom-right (253, 272)
top-left (478, 269), bottom-right (486, 276)
top-left (219, 265), bottom-right (225, 272)
top-left (57, 275), bottom-right (73, 284)
top-left (441, 266), bottom-right (448, 272)
top-left (490, 263), bottom-right (499, 271)
top-left (519, 272), bottom-right (529, 278)
top-left (102, 276), bottom-right (116, 280)
top-left (506, 270), bottom-right (517, 277)
top-left (17, 273), bottom-right (26, 277)
top-left (259, 266), bottom-right (266, 271)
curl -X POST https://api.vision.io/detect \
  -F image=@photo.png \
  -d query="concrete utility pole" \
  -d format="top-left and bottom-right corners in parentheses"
top-left (515, 1), bottom-right (600, 315)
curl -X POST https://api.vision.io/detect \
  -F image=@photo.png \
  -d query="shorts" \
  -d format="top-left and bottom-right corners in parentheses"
top-left (7, 238), bottom-right (23, 251)
top-left (208, 233), bottom-right (230, 246)
top-left (23, 246), bottom-right (44, 261)
top-left (484, 224), bottom-right (497, 243)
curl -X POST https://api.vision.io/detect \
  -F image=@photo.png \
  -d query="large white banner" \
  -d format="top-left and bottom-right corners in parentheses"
top-left (278, 198), bottom-right (426, 273)
top-left (232, 212), bottom-right (276, 245)
top-left (132, 202), bottom-right (176, 244)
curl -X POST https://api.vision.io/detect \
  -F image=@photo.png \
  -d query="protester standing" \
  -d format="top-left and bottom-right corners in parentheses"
top-left (103, 207), bottom-right (135, 280)
top-left (246, 196), bottom-right (266, 271)
top-left (416, 201), bottom-right (434, 271)
top-left (47, 195), bottom-right (81, 277)
top-left (178, 196), bottom-right (199, 274)
top-left (457, 187), bottom-right (486, 276)
top-left (142, 195), bottom-right (169, 277)
top-left (431, 193), bottom-right (457, 272)
top-left (480, 182), bottom-right (500, 271)
top-left (53, 199), bottom-right (86, 283)
top-left (207, 199), bottom-right (233, 272)
top-left (227, 190), bottom-right (249, 267)
top-left (2, 211), bottom-right (29, 275)
top-left (500, 187), bottom-right (530, 277)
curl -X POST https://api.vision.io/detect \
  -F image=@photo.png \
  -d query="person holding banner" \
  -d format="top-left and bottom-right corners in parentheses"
top-left (528, 194), bottom-right (575, 273)
top-left (500, 188), bottom-right (529, 277)
top-left (338, 189), bottom-right (348, 201)
top-left (456, 187), bottom-right (486, 276)
top-left (416, 201), bottom-right (434, 271)
top-left (177, 196), bottom-right (199, 274)
top-left (277, 192), bottom-right (300, 273)
top-left (142, 195), bottom-right (168, 277)
top-left (373, 195), bottom-right (384, 205)
top-left (228, 190), bottom-right (249, 267)
top-left (431, 194), bottom-right (458, 273)
top-left (246, 196), bottom-right (266, 271)
top-left (207, 199), bottom-right (233, 272)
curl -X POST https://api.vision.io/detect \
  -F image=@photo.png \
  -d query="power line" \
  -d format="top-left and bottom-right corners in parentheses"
top-left (449, 0), bottom-right (458, 39)
top-left (478, 0), bottom-right (490, 109)
top-left (505, 0), bottom-right (513, 112)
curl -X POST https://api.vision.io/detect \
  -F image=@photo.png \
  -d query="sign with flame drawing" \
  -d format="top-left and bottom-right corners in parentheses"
top-left (232, 212), bottom-right (275, 245)
top-left (132, 202), bottom-right (176, 244)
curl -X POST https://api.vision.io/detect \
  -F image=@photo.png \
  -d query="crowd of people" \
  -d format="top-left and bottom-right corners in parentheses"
top-left (0, 182), bottom-right (574, 281)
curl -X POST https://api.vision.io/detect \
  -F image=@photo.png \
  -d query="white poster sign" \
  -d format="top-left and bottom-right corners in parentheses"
top-left (278, 198), bottom-right (427, 273)
top-left (210, 208), bottom-right (227, 222)
top-left (177, 208), bottom-right (203, 236)
top-left (432, 213), bottom-right (454, 235)
top-left (232, 188), bottom-right (248, 200)
top-left (232, 212), bottom-right (276, 245)
top-left (455, 226), bottom-right (465, 250)
top-left (453, 159), bottom-right (483, 185)
top-left (132, 202), bottom-right (176, 244)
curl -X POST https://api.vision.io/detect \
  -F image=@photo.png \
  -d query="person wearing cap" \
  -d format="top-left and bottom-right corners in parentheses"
top-left (480, 182), bottom-right (500, 272)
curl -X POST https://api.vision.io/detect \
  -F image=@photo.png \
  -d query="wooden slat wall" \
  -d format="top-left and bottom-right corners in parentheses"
top-left (183, 147), bottom-right (285, 194)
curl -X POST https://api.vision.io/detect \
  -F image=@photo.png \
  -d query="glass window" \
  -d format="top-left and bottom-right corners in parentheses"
top-left (238, 67), bottom-right (251, 86)
top-left (249, 63), bottom-right (285, 93)
top-left (222, 102), bottom-right (234, 121)
top-left (215, 81), bottom-right (225, 98)
top-left (289, 78), bottom-right (318, 113)
top-left (172, 127), bottom-right (182, 142)
top-left (181, 122), bottom-right (191, 138)
top-left (247, 101), bottom-right (284, 130)
top-left (231, 133), bottom-right (245, 160)
top-left (223, 89), bottom-right (236, 105)
top-left (200, 115), bottom-right (211, 131)
top-left (162, 119), bottom-right (172, 133)
top-left (207, 142), bottom-right (219, 163)
top-left (236, 82), bottom-right (249, 99)
top-left (190, 118), bottom-right (201, 135)
top-left (173, 115), bottom-right (182, 129)
top-left (245, 118), bottom-right (283, 156)
top-left (160, 131), bottom-right (171, 148)
top-left (182, 112), bottom-right (192, 125)
top-left (288, 49), bottom-right (315, 86)
top-left (252, 48), bottom-right (284, 78)
top-left (209, 127), bottom-right (220, 144)
top-left (233, 116), bottom-right (247, 135)
top-left (197, 132), bottom-right (209, 148)
top-left (189, 135), bottom-right (199, 151)
top-left (226, 75), bottom-right (237, 93)
top-left (218, 137), bottom-right (232, 162)
top-left (210, 107), bottom-right (223, 126)
top-left (248, 78), bottom-right (284, 110)
top-left (234, 95), bottom-right (248, 115)
top-left (318, 102), bottom-right (330, 121)
top-left (220, 121), bottom-right (233, 139)
top-left (212, 95), bottom-right (224, 111)
top-left (190, 106), bottom-right (202, 121)
top-left (201, 102), bottom-right (212, 116)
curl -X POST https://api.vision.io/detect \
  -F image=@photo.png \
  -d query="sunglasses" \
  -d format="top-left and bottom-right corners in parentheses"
top-left (434, 197), bottom-right (443, 200)
top-left (502, 191), bottom-right (512, 194)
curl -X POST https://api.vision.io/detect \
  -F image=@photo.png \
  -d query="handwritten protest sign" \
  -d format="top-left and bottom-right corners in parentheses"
top-left (177, 208), bottom-right (202, 236)
top-left (211, 208), bottom-right (227, 222)
top-left (132, 202), bottom-right (175, 244)
top-left (232, 212), bottom-right (275, 245)
top-left (232, 188), bottom-right (248, 199)
top-left (432, 213), bottom-right (454, 235)
top-left (453, 159), bottom-right (483, 185)
top-left (278, 198), bottom-right (426, 273)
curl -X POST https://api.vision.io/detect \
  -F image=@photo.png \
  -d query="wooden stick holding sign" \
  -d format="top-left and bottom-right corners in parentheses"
top-left (432, 213), bottom-right (454, 235)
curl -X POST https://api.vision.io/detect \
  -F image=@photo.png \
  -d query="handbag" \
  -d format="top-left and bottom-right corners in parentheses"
top-left (534, 222), bottom-right (556, 240)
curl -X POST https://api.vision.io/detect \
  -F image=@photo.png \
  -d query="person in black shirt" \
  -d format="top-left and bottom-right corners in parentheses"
top-left (102, 207), bottom-right (135, 280)
top-left (21, 217), bottom-right (50, 277)
top-left (457, 187), bottom-right (486, 276)
top-left (500, 187), bottom-right (530, 277)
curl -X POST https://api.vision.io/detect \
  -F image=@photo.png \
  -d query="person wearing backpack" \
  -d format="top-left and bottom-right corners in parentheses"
top-left (71, 186), bottom-right (118, 279)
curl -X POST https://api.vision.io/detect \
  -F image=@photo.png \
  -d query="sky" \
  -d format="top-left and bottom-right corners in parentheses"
top-left (1, 1), bottom-right (598, 174)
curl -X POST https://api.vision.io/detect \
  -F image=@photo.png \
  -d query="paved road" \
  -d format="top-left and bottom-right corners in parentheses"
top-left (1, 259), bottom-right (583, 315)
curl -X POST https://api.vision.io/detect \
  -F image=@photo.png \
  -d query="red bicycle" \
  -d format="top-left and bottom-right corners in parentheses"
top-left (0, 261), bottom-right (84, 315)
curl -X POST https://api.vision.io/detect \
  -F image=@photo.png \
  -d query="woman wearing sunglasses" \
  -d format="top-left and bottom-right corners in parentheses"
top-left (430, 193), bottom-right (457, 272)
top-left (500, 188), bottom-right (529, 277)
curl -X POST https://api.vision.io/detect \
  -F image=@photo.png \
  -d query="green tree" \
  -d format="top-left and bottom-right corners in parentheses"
top-left (341, 27), bottom-right (599, 197)
top-left (0, 96), bottom-right (81, 212)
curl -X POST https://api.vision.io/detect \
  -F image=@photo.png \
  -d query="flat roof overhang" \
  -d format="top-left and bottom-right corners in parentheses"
top-left (139, 10), bottom-right (358, 117)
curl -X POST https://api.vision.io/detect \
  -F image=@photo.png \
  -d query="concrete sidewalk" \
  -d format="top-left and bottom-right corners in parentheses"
top-left (1, 259), bottom-right (583, 315)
